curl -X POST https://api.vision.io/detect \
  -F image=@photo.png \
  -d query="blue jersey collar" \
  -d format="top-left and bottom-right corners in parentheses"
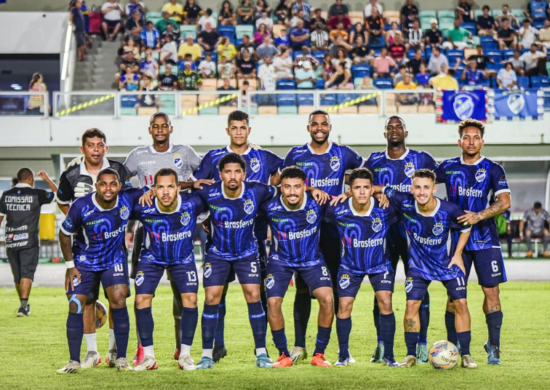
top-left (460, 155), bottom-right (485, 165)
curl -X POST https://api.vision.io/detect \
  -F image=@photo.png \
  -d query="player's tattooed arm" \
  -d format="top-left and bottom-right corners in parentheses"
top-left (180, 178), bottom-right (215, 190)
top-left (457, 192), bottom-right (511, 225)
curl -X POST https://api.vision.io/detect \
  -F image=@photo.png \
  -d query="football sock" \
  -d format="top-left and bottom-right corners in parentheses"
top-left (271, 328), bottom-right (290, 357)
top-left (111, 307), bottom-right (130, 358)
top-left (457, 331), bottom-right (471, 356)
top-left (380, 313), bottom-right (396, 360)
top-left (135, 307), bottom-right (154, 352)
top-left (84, 333), bottom-right (97, 353)
top-left (336, 317), bottom-right (351, 359)
top-left (214, 294), bottom-right (226, 348)
top-left (486, 311), bottom-right (503, 348)
top-left (143, 345), bottom-right (155, 359)
top-left (313, 326), bottom-right (331, 355)
top-left (108, 328), bottom-right (116, 351)
top-left (67, 312), bottom-right (84, 362)
top-left (260, 288), bottom-right (268, 326)
top-left (445, 311), bottom-right (457, 346)
top-left (373, 296), bottom-right (383, 343)
top-left (201, 303), bottom-right (219, 352)
top-left (181, 307), bottom-right (198, 347)
top-left (180, 344), bottom-right (191, 358)
top-left (293, 291), bottom-right (311, 348)
top-left (20, 299), bottom-right (28, 309)
top-left (543, 235), bottom-right (549, 252)
top-left (247, 301), bottom-right (267, 349)
top-left (405, 332), bottom-right (419, 357)
top-left (419, 292), bottom-right (430, 344)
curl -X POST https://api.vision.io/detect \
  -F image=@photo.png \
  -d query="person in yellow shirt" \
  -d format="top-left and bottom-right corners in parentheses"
top-left (177, 35), bottom-right (203, 61)
top-left (395, 73), bottom-right (418, 105)
top-left (217, 37), bottom-right (238, 61)
top-left (162, 0), bottom-right (185, 24)
top-left (429, 64), bottom-right (459, 90)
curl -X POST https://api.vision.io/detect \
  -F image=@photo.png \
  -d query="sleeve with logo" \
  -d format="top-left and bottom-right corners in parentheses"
top-left (343, 145), bottom-right (365, 171)
top-left (56, 171), bottom-right (75, 205)
top-left (383, 187), bottom-right (411, 212)
top-left (38, 189), bottom-right (56, 206)
top-left (60, 200), bottom-right (83, 236)
top-left (490, 163), bottom-right (511, 198)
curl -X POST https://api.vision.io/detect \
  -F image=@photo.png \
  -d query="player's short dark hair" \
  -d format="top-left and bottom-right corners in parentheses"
top-left (280, 166), bottom-right (306, 183)
top-left (219, 152), bottom-right (246, 172)
top-left (82, 128), bottom-right (106, 146)
top-left (308, 109), bottom-right (330, 123)
top-left (154, 168), bottom-right (179, 186)
top-left (16, 168), bottom-right (33, 182)
top-left (534, 201), bottom-right (542, 209)
top-left (149, 112), bottom-right (172, 126)
top-left (97, 168), bottom-right (120, 182)
top-left (458, 119), bottom-right (485, 138)
top-left (349, 168), bottom-right (373, 186)
top-left (413, 168), bottom-right (436, 182)
top-left (11, 177), bottom-right (18, 187)
top-left (482, 5), bottom-right (490, 11)
top-left (385, 115), bottom-right (406, 130)
top-left (227, 110), bottom-right (249, 127)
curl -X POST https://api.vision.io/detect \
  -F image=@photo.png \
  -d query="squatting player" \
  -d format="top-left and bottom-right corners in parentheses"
top-left (57, 168), bottom-right (140, 373)
top-left (363, 115), bottom-right (437, 363)
top-left (435, 119), bottom-right (511, 365)
top-left (326, 168), bottom-right (400, 367)
top-left (383, 169), bottom-right (478, 369)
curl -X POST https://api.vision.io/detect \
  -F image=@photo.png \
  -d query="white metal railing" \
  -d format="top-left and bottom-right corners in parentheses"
top-left (0, 92), bottom-right (49, 117)
top-left (60, 19), bottom-right (76, 95)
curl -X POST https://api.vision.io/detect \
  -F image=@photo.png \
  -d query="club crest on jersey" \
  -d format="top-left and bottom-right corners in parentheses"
top-left (432, 222), bottom-right (444, 236)
top-left (404, 162), bottom-right (415, 178)
top-left (203, 262), bottom-right (212, 278)
top-left (135, 271), bottom-right (145, 286)
top-left (330, 156), bottom-right (341, 172)
top-left (181, 211), bottom-right (191, 226)
top-left (372, 217), bottom-right (383, 233)
top-left (339, 274), bottom-right (350, 289)
top-left (250, 157), bottom-right (261, 173)
top-left (405, 277), bottom-right (413, 293)
top-left (475, 168), bottom-right (486, 183)
top-left (244, 199), bottom-right (255, 214)
top-left (120, 206), bottom-right (130, 220)
top-left (174, 154), bottom-right (184, 169)
top-left (265, 274), bottom-right (275, 289)
top-left (306, 209), bottom-right (317, 224)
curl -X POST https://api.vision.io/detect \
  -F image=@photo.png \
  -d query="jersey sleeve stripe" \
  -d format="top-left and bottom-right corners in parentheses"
top-left (494, 189), bottom-right (511, 197)
top-left (0, 212), bottom-right (6, 216)
top-left (60, 225), bottom-right (75, 236)
top-left (460, 226), bottom-right (472, 233)
top-left (56, 198), bottom-right (71, 205)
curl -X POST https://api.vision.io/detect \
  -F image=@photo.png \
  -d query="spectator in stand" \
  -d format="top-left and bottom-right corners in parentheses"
top-left (329, 21), bottom-right (349, 44)
top-left (327, 11), bottom-right (351, 31)
top-left (126, 0), bottom-right (146, 20)
top-left (495, 18), bottom-right (518, 50)
top-left (456, 0), bottom-right (474, 23)
top-left (328, 0), bottom-right (348, 18)
top-left (183, 0), bottom-right (202, 25)
top-left (197, 22), bottom-right (220, 52)
top-left (519, 19), bottom-right (539, 50)
top-left (424, 18), bottom-right (443, 47)
top-left (496, 4), bottom-right (519, 28)
top-left (123, 38), bottom-right (141, 60)
top-left (407, 20), bottom-right (423, 50)
top-left (140, 21), bottom-right (161, 50)
top-left (389, 34), bottom-right (407, 65)
top-left (407, 48), bottom-right (424, 76)
top-left (257, 55), bottom-right (277, 104)
top-left (520, 201), bottom-right (550, 258)
top-left (325, 61), bottom-right (353, 89)
top-left (322, 53), bottom-right (335, 81)
top-left (428, 46), bottom-right (449, 74)
top-left (158, 63), bottom-right (178, 90)
top-left (70, 0), bottom-right (86, 62)
top-left (238, 34), bottom-right (256, 58)
top-left (101, 0), bottom-right (124, 41)
top-left (294, 46), bottom-right (320, 70)
top-left (461, 60), bottom-right (485, 85)
top-left (330, 47), bottom-right (351, 69)
top-left (160, 33), bottom-right (178, 64)
top-left (352, 35), bottom-right (370, 63)
top-left (349, 22), bottom-right (367, 45)
top-left (289, 9), bottom-right (310, 29)
top-left (162, 0), bottom-right (185, 24)
top-left (236, 49), bottom-right (257, 79)
top-left (126, 9), bottom-right (144, 32)
top-left (273, 48), bottom-right (294, 78)
top-left (510, 50), bottom-right (525, 75)
top-left (294, 60), bottom-right (316, 89)
top-left (357, 76), bottom-right (378, 105)
top-left (219, 0), bottom-right (236, 26)
top-left (366, 6), bottom-right (385, 45)
top-left (217, 37), bottom-right (237, 61)
top-left (178, 35), bottom-right (202, 61)
top-left (520, 43), bottom-right (547, 76)
top-left (27, 72), bottom-right (48, 115)
top-left (156, 10), bottom-right (179, 34)
top-left (477, 5), bottom-right (497, 36)
top-left (525, 0), bottom-right (548, 25)
top-left (237, 0), bottom-right (255, 25)
top-left (386, 21), bottom-right (402, 45)
top-left (415, 62), bottom-right (431, 86)
top-left (292, 0), bottom-right (313, 21)
top-left (373, 47), bottom-right (397, 78)
top-left (257, 36), bottom-right (279, 62)
top-left (395, 73), bottom-right (418, 105)
top-left (467, 44), bottom-right (493, 71)
top-left (120, 50), bottom-right (140, 73)
top-left (429, 64), bottom-right (459, 90)
top-left (218, 78), bottom-right (238, 106)
top-left (178, 61), bottom-right (202, 89)
top-left (136, 72), bottom-right (158, 110)
top-left (255, 0), bottom-right (272, 19)
top-left (254, 23), bottom-right (271, 46)
top-left (497, 62), bottom-right (517, 88)
top-left (393, 64), bottom-right (407, 85)
top-left (400, 0), bottom-right (419, 32)
top-left (239, 80), bottom-right (255, 107)
top-left (274, 27), bottom-right (291, 48)
top-left (160, 23), bottom-right (179, 46)
top-left (290, 20), bottom-right (310, 51)
top-left (364, 0), bottom-right (383, 18)
top-left (198, 8), bottom-right (217, 31)
top-left (119, 67), bottom-right (140, 90)
top-left (124, 26), bottom-right (142, 47)
top-left (310, 9), bottom-right (327, 31)
top-left (198, 52), bottom-right (216, 78)
top-left (256, 10), bottom-right (274, 30)
top-left (140, 49), bottom-right (159, 78)
top-left (539, 19), bottom-right (550, 49)
top-left (218, 55), bottom-right (236, 78)
top-left (443, 19), bottom-right (471, 50)
top-left (274, 0), bottom-right (291, 24)
top-left (311, 23), bottom-right (330, 51)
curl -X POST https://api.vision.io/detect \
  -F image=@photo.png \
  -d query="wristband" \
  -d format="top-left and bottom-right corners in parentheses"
top-left (65, 260), bottom-right (75, 269)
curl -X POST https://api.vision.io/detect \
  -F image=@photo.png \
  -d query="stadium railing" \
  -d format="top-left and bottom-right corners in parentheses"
top-left (0, 92), bottom-right (49, 117)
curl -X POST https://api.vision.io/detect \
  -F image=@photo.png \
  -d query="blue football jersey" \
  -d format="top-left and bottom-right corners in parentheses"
top-left (435, 156), bottom-right (511, 251)
top-left (131, 192), bottom-right (205, 265)
top-left (191, 146), bottom-right (283, 184)
top-left (196, 181), bottom-right (276, 260)
top-left (326, 198), bottom-right (399, 275)
top-left (61, 189), bottom-right (142, 271)
top-left (384, 188), bottom-right (471, 281)
top-left (281, 142), bottom-right (364, 197)
top-left (262, 192), bottom-right (328, 267)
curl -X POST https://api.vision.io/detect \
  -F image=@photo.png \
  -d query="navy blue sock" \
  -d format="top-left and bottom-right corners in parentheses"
top-left (405, 332), bottom-right (419, 357)
top-left (111, 307), bottom-right (130, 358)
top-left (486, 311), bottom-right (503, 348)
top-left (201, 303), bottom-right (219, 350)
top-left (380, 313), bottom-right (396, 360)
top-left (445, 311), bottom-right (457, 346)
top-left (272, 328), bottom-right (290, 357)
top-left (293, 291), bottom-right (311, 348)
top-left (247, 301), bottom-right (267, 349)
top-left (260, 288), bottom-right (268, 326)
top-left (336, 317), bottom-right (351, 359)
top-left (313, 326), bottom-right (331, 355)
top-left (419, 292), bottom-right (430, 344)
top-left (135, 307), bottom-right (154, 348)
top-left (67, 312), bottom-right (83, 362)
top-left (214, 294), bottom-right (226, 348)
top-left (457, 331), bottom-right (471, 356)
top-left (373, 296), bottom-right (382, 343)
top-left (181, 307), bottom-right (198, 346)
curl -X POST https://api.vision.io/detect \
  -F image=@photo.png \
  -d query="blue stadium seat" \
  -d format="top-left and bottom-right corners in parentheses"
top-left (277, 93), bottom-right (296, 106)
top-left (480, 36), bottom-right (495, 44)
top-left (218, 26), bottom-right (235, 38)
top-left (316, 79), bottom-right (325, 89)
top-left (291, 51), bottom-right (300, 61)
top-left (485, 50), bottom-right (503, 63)
top-left (372, 48), bottom-right (382, 57)
top-left (482, 42), bottom-right (498, 51)
top-left (446, 50), bottom-right (464, 67)
top-left (503, 49), bottom-right (515, 60)
top-left (297, 95), bottom-right (314, 106)
top-left (478, 78), bottom-right (490, 88)
top-left (320, 94), bottom-right (336, 106)
top-left (121, 95), bottom-right (138, 108)
top-left (351, 64), bottom-right (371, 78)
top-left (517, 76), bottom-right (530, 88)
top-left (424, 46), bottom-right (433, 59)
top-left (454, 69), bottom-right (463, 80)
top-left (419, 10), bottom-right (436, 18)
top-left (368, 37), bottom-right (385, 49)
top-left (531, 76), bottom-right (550, 88)
top-left (487, 62), bottom-right (504, 72)
top-left (461, 22), bottom-right (476, 36)
top-left (277, 79), bottom-right (297, 90)
top-left (337, 93), bottom-right (357, 104)
top-left (374, 78), bottom-right (393, 89)
top-left (312, 50), bottom-right (327, 63)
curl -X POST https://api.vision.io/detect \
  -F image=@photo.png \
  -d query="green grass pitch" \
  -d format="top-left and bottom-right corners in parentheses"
top-left (1, 282), bottom-right (549, 390)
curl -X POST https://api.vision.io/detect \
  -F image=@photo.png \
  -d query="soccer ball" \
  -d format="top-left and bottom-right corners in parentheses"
top-left (428, 340), bottom-right (459, 369)
top-left (95, 301), bottom-right (107, 329)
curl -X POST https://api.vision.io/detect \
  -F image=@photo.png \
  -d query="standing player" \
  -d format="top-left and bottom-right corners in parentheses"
top-left (190, 110), bottom-right (283, 361)
top-left (262, 166), bottom-right (334, 368)
top-left (383, 169), bottom-right (477, 369)
top-left (325, 168), bottom-right (400, 367)
top-left (57, 168), bottom-right (140, 373)
top-left (280, 110), bottom-right (364, 362)
top-left (363, 116), bottom-right (437, 363)
top-left (130, 168), bottom-right (205, 371)
top-left (435, 119), bottom-right (511, 365)
top-left (0, 168), bottom-right (57, 316)
top-left (57, 128), bottom-right (129, 368)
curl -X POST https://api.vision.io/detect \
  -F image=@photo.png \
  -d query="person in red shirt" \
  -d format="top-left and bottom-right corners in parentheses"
top-left (388, 34), bottom-right (406, 65)
top-left (327, 11), bottom-right (351, 30)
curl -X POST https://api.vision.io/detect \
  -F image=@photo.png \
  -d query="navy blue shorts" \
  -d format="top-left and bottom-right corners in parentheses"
top-left (264, 261), bottom-right (332, 299)
top-left (463, 248), bottom-right (507, 287)
top-left (135, 259), bottom-right (198, 295)
top-left (405, 274), bottom-right (467, 302)
top-left (337, 267), bottom-right (394, 298)
top-left (69, 262), bottom-right (129, 297)
top-left (203, 253), bottom-right (260, 287)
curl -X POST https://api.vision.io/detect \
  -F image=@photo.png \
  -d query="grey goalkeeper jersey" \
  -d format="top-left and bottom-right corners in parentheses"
top-left (124, 143), bottom-right (201, 188)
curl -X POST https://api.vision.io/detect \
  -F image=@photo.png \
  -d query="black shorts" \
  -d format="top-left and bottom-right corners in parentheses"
top-left (104, 19), bottom-right (121, 29)
top-left (74, 31), bottom-right (86, 47)
top-left (7, 247), bottom-right (39, 284)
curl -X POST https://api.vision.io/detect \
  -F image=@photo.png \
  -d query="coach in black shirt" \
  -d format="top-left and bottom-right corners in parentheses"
top-left (407, 48), bottom-right (424, 75)
top-left (477, 5), bottom-right (497, 36)
top-left (424, 19), bottom-right (443, 46)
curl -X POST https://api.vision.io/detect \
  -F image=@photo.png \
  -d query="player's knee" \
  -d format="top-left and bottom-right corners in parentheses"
top-left (446, 300), bottom-right (456, 313)
top-left (338, 299), bottom-right (353, 317)
top-left (135, 294), bottom-right (151, 309)
top-left (182, 294), bottom-right (197, 308)
top-left (377, 296), bottom-right (392, 313)
top-left (267, 298), bottom-right (282, 312)
top-left (318, 293), bottom-right (334, 310)
top-left (453, 299), bottom-right (468, 314)
top-left (405, 300), bottom-right (420, 316)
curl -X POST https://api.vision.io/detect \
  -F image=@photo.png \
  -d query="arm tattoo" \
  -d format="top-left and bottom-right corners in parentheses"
top-left (476, 194), bottom-right (511, 222)
top-left (405, 319), bottom-right (416, 332)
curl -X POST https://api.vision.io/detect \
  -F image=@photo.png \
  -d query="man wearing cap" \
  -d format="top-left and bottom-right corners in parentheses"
top-left (295, 60), bottom-right (317, 89)
top-left (311, 23), bottom-right (329, 51)
top-left (424, 19), bottom-right (443, 47)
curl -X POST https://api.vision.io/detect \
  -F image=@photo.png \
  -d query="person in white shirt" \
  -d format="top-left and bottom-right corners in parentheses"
top-left (519, 19), bottom-right (538, 50)
top-left (258, 56), bottom-right (277, 104)
top-left (217, 55), bottom-right (235, 78)
top-left (160, 33), bottom-right (178, 64)
top-left (273, 49), bottom-right (293, 79)
top-left (364, 0), bottom-right (383, 18)
top-left (497, 62), bottom-right (517, 88)
top-left (198, 53), bottom-right (217, 78)
top-left (198, 8), bottom-right (218, 31)
top-left (519, 43), bottom-right (547, 76)
top-left (101, 0), bottom-right (124, 41)
top-left (125, 0), bottom-right (146, 19)
top-left (255, 11), bottom-right (274, 30)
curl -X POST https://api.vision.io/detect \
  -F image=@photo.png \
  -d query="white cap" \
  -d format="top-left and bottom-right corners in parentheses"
top-left (430, 18), bottom-right (438, 25)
